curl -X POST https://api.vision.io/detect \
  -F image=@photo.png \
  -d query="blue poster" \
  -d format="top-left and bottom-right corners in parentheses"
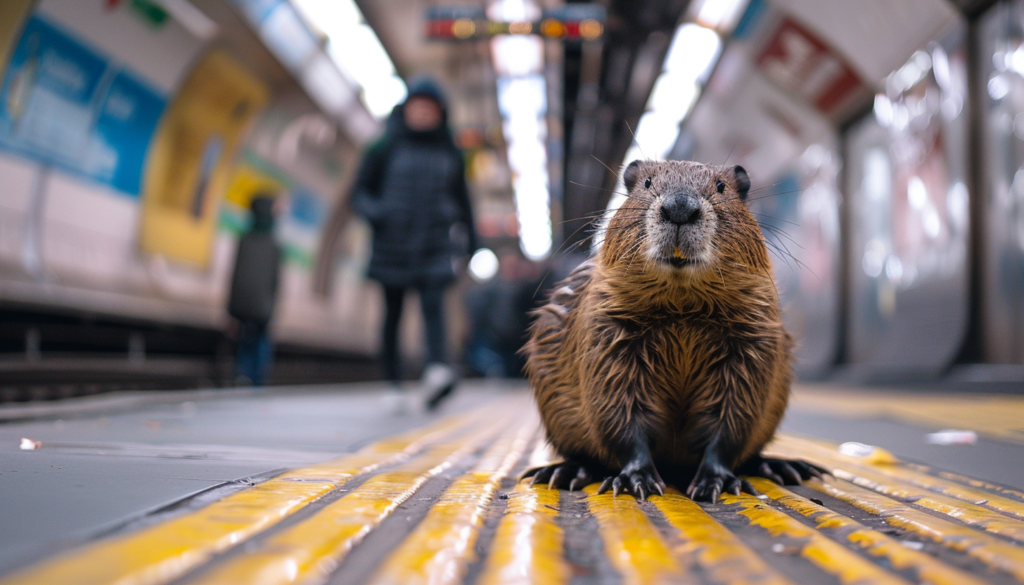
top-left (0, 15), bottom-right (167, 197)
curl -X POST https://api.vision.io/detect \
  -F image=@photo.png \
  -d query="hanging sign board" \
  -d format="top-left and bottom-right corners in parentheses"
top-left (757, 17), bottom-right (863, 115)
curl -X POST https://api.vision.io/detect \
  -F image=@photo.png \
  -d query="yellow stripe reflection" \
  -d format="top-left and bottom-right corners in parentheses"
top-left (810, 478), bottom-right (1024, 581)
top-left (750, 478), bottom-right (987, 585)
top-left (477, 483), bottom-right (569, 585)
top-left (722, 492), bottom-right (910, 585)
top-left (367, 419), bottom-right (538, 585)
top-left (651, 490), bottom-right (793, 585)
top-left (584, 486), bottom-right (683, 585)
top-left (770, 435), bottom-right (1024, 533)
top-left (0, 414), bottom-right (476, 585)
top-left (190, 422), bottom-right (507, 585)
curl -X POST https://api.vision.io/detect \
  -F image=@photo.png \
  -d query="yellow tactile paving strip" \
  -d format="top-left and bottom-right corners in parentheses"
top-left (4, 399), bottom-right (1024, 585)
top-left (652, 491), bottom-right (793, 585)
top-left (791, 383), bottom-right (1024, 444)
top-left (0, 410), bottom-right (482, 585)
top-left (477, 483), bottom-right (569, 585)
top-left (366, 418), bottom-right (538, 585)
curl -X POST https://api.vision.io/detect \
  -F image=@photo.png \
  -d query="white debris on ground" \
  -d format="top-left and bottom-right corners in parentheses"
top-left (901, 541), bottom-right (925, 550)
top-left (838, 441), bottom-right (874, 457)
top-left (926, 430), bottom-right (978, 445)
top-left (19, 438), bottom-right (41, 451)
top-left (837, 441), bottom-right (900, 464)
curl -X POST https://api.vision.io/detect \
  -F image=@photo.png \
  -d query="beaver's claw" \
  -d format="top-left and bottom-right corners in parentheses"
top-left (687, 465), bottom-right (760, 503)
top-left (740, 456), bottom-right (829, 486)
top-left (521, 461), bottom-right (597, 491)
top-left (596, 466), bottom-right (665, 500)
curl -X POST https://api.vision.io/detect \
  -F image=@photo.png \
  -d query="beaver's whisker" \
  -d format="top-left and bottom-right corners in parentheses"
top-left (568, 180), bottom-right (631, 199)
top-left (751, 213), bottom-right (801, 228)
top-left (759, 223), bottom-right (805, 252)
top-left (588, 154), bottom-right (623, 180)
top-left (623, 120), bottom-right (648, 161)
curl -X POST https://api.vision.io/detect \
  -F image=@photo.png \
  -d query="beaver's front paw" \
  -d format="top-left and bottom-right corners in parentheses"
top-left (687, 464), bottom-right (759, 503)
top-left (596, 464), bottom-right (665, 500)
top-left (521, 461), bottom-right (599, 491)
top-left (739, 456), bottom-right (828, 486)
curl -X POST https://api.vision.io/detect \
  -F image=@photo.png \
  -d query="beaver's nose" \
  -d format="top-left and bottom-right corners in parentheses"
top-left (660, 192), bottom-right (702, 225)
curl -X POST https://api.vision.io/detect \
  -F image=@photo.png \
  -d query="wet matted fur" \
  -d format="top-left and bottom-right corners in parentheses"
top-left (522, 160), bottom-right (817, 502)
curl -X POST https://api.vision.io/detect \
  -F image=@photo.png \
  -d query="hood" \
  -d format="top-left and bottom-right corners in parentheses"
top-left (386, 76), bottom-right (455, 145)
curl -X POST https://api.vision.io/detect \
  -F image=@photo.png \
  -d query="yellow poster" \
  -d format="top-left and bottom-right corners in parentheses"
top-left (0, 0), bottom-right (33, 80)
top-left (139, 50), bottom-right (268, 268)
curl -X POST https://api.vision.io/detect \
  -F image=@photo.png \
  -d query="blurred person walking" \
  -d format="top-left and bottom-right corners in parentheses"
top-left (352, 77), bottom-right (477, 412)
top-left (227, 195), bottom-right (282, 387)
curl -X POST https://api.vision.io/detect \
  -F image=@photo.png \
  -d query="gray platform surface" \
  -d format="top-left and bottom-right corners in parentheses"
top-left (0, 381), bottom-right (519, 572)
top-left (0, 380), bottom-right (1021, 575)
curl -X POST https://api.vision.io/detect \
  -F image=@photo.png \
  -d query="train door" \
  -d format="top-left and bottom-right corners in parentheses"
top-left (978, 0), bottom-right (1024, 364)
top-left (844, 23), bottom-right (971, 375)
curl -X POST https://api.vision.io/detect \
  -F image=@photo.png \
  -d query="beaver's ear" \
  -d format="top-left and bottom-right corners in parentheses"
top-left (732, 165), bottom-right (751, 201)
top-left (623, 160), bottom-right (642, 192)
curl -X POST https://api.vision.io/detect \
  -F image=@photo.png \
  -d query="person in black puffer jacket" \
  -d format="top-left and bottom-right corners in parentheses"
top-left (351, 77), bottom-right (477, 411)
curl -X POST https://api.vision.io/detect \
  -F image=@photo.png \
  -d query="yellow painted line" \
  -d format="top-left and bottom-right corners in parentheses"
top-left (750, 478), bottom-right (987, 585)
top-left (651, 489), bottom-right (793, 585)
top-left (477, 483), bottom-right (570, 585)
top-left (810, 478), bottom-right (1024, 581)
top-left (189, 420), bottom-right (511, 585)
top-left (367, 418), bottom-right (539, 585)
top-left (770, 434), bottom-right (1024, 533)
top-left (790, 384), bottom-right (1024, 444)
top-left (584, 485), bottom-right (684, 585)
top-left (930, 468), bottom-right (1024, 502)
top-left (0, 412), bottom-right (481, 585)
top-left (721, 491), bottom-right (911, 585)
top-left (647, 489), bottom-right (790, 585)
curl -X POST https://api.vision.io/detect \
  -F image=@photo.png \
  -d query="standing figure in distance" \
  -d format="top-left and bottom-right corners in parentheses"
top-left (227, 194), bottom-right (282, 387)
top-left (352, 77), bottom-right (477, 412)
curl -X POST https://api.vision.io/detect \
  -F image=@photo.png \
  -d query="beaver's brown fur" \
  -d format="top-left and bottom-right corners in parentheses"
top-left (521, 160), bottom-right (822, 502)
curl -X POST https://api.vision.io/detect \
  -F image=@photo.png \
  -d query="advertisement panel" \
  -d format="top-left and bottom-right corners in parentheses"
top-left (139, 51), bottom-right (268, 268)
top-left (0, 14), bottom-right (166, 197)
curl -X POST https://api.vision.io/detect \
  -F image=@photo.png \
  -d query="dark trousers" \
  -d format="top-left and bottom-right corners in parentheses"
top-left (382, 283), bottom-right (447, 382)
top-left (236, 320), bottom-right (273, 386)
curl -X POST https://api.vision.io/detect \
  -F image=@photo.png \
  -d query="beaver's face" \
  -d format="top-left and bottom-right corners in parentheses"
top-left (609, 160), bottom-right (751, 275)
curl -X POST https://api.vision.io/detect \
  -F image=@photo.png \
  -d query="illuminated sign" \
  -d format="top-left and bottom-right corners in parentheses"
top-left (425, 5), bottom-right (605, 40)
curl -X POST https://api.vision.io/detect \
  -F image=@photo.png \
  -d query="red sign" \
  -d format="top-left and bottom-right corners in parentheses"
top-left (757, 18), bottom-right (863, 113)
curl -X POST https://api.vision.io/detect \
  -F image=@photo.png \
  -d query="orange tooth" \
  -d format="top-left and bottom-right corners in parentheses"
top-left (673, 248), bottom-right (684, 258)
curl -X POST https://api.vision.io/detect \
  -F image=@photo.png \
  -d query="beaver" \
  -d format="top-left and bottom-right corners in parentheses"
top-left (521, 159), bottom-right (823, 502)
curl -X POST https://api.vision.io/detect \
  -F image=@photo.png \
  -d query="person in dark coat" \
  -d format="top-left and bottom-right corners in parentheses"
top-left (227, 195), bottom-right (282, 386)
top-left (351, 77), bottom-right (477, 411)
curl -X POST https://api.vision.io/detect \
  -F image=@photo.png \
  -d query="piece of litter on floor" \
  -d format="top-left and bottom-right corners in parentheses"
top-left (771, 543), bottom-right (785, 553)
top-left (19, 438), bottom-right (41, 451)
top-left (901, 541), bottom-right (924, 550)
top-left (838, 441), bottom-right (873, 457)
top-left (837, 441), bottom-right (900, 464)
top-left (926, 430), bottom-right (977, 445)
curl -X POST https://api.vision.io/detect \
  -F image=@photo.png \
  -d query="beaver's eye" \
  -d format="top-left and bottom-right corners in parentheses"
top-left (644, 178), bottom-right (652, 189)
top-left (716, 180), bottom-right (726, 194)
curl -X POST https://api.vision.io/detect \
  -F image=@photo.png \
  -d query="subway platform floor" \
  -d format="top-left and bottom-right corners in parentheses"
top-left (1, 380), bottom-right (1023, 584)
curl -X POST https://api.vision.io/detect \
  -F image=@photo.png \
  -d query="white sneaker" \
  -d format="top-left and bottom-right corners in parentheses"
top-left (422, 363), bottom-right (458, 411)
top-left (380, 385), bottom-right (408, 415)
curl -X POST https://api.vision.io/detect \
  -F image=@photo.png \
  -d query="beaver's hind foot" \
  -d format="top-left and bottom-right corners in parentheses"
top-left (521, 461), bottom-right (600, 492)
top-left (596, 464), bottom-right (666, 500)
top-left (739, 456), bottom-right (828, 486)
